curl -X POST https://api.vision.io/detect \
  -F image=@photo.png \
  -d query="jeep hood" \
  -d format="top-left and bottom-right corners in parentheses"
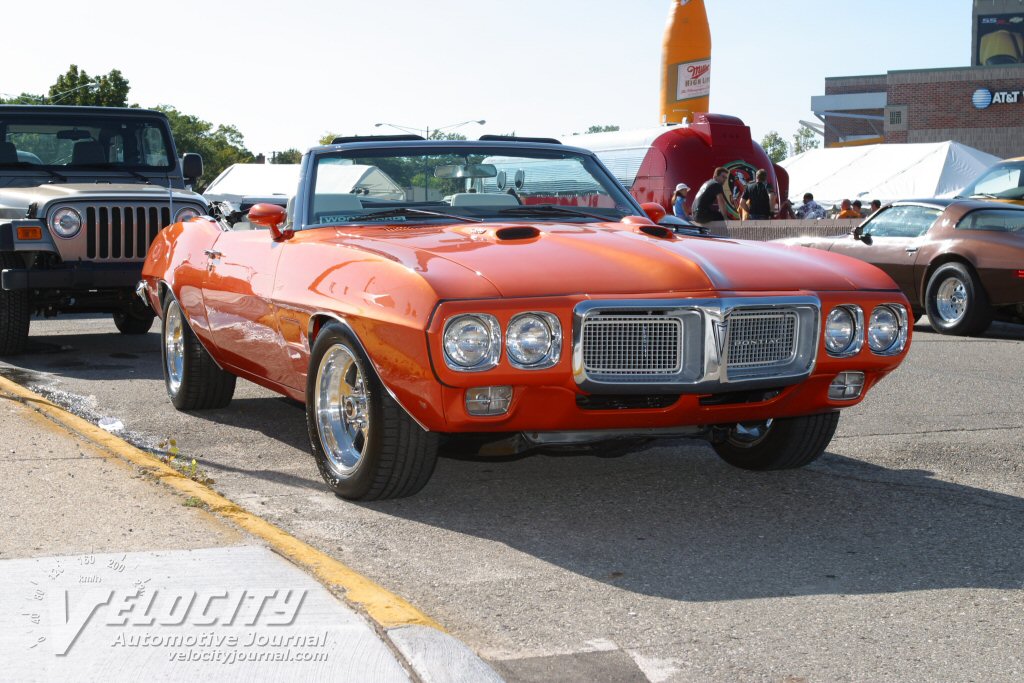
top-left (336, 222), bottom-right (899, 297)
top-left (0, 183), bottom-right (205, 215)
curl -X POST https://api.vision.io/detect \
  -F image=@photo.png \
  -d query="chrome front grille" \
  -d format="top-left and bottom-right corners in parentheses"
top-left (581, 314), bottom-right (682, 375)
top-left (725, 310), bottom-right (798, 368)
top-left (573, 298), bottom-right (820, 392)
top-left (84, 205), bottom-right (171, 260)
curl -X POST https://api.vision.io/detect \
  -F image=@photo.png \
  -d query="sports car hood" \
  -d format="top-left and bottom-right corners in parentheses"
top-left (342, 222), bottom-right (898, 298)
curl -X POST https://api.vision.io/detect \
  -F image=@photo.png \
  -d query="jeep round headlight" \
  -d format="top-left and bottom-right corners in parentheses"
top-left (824, 306), bottom-right (861, 356)
top-left (174, 207), bottom-right (201, 223)
top-left (506, 312), bottom-right (561, 369)
top-left (49, 207), bottom-right (82, 238)
top-left (868, 305), bottom-right (905, 354)
top-left (443, 314), bottom-right (500, 371)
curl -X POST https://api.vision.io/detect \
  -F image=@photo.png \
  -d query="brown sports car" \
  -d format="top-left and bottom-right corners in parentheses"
top-left (779, 199), bottom-right (1024, 336)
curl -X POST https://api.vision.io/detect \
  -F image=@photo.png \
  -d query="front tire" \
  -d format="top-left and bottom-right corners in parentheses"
top-left (713, 412), bottom-right (840, 470)
top-left (0, 253), bottom-right (31, 355)
top-left (162, 296), bottom-right (235, 410)
top-left (924, 262), bottom-right (992, 336)
top-left (306, 323), bottom-right (438, 500)
top-left (114, 310), bottom-right (156, 335)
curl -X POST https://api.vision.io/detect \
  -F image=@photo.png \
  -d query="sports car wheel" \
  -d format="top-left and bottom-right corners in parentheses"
top-left (924, 262), bottom-right (992, 336)
top-left (307, 323), bottom-right (438, 500)
top-left (113, 310), bottom-right (156, 335)
top-left (0, 253), bottom-right (30, 355)
top-left (712, 412), bottom-right (839, 470)
top-left (162, 297), bottom-right (235, 410)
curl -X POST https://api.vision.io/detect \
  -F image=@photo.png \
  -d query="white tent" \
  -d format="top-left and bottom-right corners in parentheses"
top-left (778, 142), bottom-right (999, 208)
top-left (203, 163), bottom-right (301, 205)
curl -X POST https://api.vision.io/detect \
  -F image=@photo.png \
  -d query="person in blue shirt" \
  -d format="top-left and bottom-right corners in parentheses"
top-left (672, 182), bottom-right (690, 219)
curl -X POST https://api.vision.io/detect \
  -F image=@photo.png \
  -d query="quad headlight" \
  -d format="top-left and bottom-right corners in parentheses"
top-left (174, 206), bottom-right (202, 223)
top-left (443, 314), bottom-right (501, 371)
top-left (824, 305), bottom-right (863, 357)
top-left (506, 312), bottom-right (561, 369)
top-left (49, 206), bottom-right (82, 238)
top-left (868, 305), bottom-right (908, 355)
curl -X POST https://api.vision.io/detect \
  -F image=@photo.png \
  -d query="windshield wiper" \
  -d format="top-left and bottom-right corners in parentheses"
top-left (0, 161), bottom-right (67, 182)
top-left (497, 204), bottom-right (617, 221)
top-left (70, 163), bottom-right (155, 184)
top-left (353, 207), bottom-right (482, 223)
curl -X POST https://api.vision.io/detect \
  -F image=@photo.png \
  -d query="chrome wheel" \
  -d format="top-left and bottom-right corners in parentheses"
top-left (726, 419), bottom-right (774, 448)
top-left (315, 343), bottom-right (370, 476)
top-left (163, 301), bottom-right (185, 395)
top-left (935, 276), bottom-right (967, 324)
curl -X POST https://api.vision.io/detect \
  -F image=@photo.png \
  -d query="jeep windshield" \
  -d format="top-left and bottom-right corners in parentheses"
top-left (308, 145), bottom-right (639, 226)
top-left (0, 113), bottom-right (174, 171)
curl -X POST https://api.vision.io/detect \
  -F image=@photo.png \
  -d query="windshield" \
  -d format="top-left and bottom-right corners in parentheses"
top-left (0, 114), bottom-right (174, 171)
top-left (307, 146), bottom-right (638, 226)
top-left (960, 160), bottom-right (1024, 200)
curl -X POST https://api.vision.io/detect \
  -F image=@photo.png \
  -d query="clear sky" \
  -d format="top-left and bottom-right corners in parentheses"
top-left (1, 1), bottom-right (970, 156)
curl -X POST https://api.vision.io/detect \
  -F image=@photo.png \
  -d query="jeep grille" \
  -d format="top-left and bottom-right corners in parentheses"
top-left (83, 205), bottom-right (171, 260)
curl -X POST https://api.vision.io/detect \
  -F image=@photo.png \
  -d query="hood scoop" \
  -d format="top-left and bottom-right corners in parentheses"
top-left (637, 224), bottom-right (676, 240)
top-left (494, 226), bottom-right (540, 241)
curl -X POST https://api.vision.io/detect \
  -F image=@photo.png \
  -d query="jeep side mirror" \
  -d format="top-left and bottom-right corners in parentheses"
top-left (248, 203), bottom-right (292, 242)
top-left (181, 153), bottom-right (203, 181)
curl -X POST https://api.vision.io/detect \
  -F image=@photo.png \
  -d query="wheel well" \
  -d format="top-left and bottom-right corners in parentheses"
top-left (921, 255), bottom-right (986, 306)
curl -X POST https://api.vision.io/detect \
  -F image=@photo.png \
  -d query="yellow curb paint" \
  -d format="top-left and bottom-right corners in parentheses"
top-left (0, 375), bottom-right (441, 631)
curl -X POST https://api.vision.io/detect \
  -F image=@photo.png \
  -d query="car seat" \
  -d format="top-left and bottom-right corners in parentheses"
top-left (71, 140), bottom-right (107, 165)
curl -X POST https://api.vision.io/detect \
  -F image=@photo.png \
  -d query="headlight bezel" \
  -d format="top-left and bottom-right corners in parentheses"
top-left (868, 304), bottom-right (909, 356)
top-left (824, 305), bottom-right (864, 357)
top-left (174, 206), bottom-right (202, 223)
top-left (442, 313), bottom-right (501, 372)
top-left (49, 206), bottom-right (83, 239)
top-left (505, 311), bottom-right (562, 369)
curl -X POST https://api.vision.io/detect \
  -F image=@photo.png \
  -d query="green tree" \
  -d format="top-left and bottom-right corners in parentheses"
top-left (760, 131), bottom-right (788, 163)
top-left (272, 149), bottom-right (302, 164)
top-left (319, 132), bottom-right (339, 145)
top-left (0, 92), bottom-right (43, 104)
top-left (792, 127), bottom-right (820, 155)
top-left (154, 105), bottom-right (255, 190)
top-left (48, 64), bottom-right (130, 106)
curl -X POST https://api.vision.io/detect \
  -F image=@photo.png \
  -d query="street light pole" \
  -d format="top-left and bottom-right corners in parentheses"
top-left (49, 81), bottom-right (98, 105)
top-left (374, 119), bottom-right (486, 140)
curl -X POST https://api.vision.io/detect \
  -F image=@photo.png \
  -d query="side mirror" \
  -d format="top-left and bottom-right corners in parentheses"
top-left (248, 203), bottom-right (292, 241)
top-left (640, 202), bottom-right (667, 224)
top-left (181, 153), bottom-right (204, 181)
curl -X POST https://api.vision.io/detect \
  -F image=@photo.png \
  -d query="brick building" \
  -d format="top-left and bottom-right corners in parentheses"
top-left (809, 0), bottom-right (1024, 158)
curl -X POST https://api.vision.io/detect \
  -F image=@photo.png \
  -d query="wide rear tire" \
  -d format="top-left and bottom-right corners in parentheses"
top-left (0, 253), bottom-right (30, 355)
top-left (307, 323), bottom-right (438, 500)
top-left (713, 412), bottom-right (840, 471)
top-left (161, 297), bottom-right (235, 410)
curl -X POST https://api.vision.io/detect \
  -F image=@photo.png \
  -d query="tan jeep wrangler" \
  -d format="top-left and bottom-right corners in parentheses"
top-left (0, 105), bottom-right (207, 354)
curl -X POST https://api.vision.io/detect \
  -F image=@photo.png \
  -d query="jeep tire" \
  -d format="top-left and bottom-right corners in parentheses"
top-left (0, 253), bottom-right (31, 355)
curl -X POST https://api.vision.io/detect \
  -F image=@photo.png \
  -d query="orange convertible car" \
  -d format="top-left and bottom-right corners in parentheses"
top-left (139, 136), bottom-right (911, 499)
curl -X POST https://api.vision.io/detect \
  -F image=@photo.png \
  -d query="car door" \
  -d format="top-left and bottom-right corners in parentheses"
top-left (200, 227), bottom-right (292, 388)
top-left (828, 205), bottom-right (941, 301)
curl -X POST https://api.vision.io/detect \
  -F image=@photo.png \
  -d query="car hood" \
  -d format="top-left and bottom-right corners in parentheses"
top-left (335, 222), bottom-right (898, 297)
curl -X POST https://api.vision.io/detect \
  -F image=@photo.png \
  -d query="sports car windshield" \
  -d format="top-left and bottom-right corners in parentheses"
top-left (960, 160), bottom-right (1024, 200)
top-left (308, 146), bottom-right (639, 226)
top-left (0, 114), bottom-right (174, 170)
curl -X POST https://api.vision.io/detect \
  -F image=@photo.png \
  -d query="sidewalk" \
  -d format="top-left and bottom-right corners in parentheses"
top-left (0, 380), bottom-right (501, 682)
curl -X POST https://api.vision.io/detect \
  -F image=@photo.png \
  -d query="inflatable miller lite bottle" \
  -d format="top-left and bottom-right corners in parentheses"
top-left (660, 0), bottom-right (711, 124)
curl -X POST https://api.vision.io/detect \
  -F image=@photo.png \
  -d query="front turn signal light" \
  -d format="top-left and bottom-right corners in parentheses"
top-left (17, 226), bottom-right (43, 240)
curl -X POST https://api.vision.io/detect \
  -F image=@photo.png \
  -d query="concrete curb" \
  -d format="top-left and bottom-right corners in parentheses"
top-left (0, 374), bottom-right (502, 681)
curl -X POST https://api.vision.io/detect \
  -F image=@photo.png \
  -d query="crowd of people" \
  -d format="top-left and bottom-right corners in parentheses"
top-left (675, 166), bottom-right (883, 224)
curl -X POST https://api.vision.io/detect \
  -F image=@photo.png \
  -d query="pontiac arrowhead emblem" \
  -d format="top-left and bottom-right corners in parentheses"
top-left (713, 321), bottom-right (728, 360)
